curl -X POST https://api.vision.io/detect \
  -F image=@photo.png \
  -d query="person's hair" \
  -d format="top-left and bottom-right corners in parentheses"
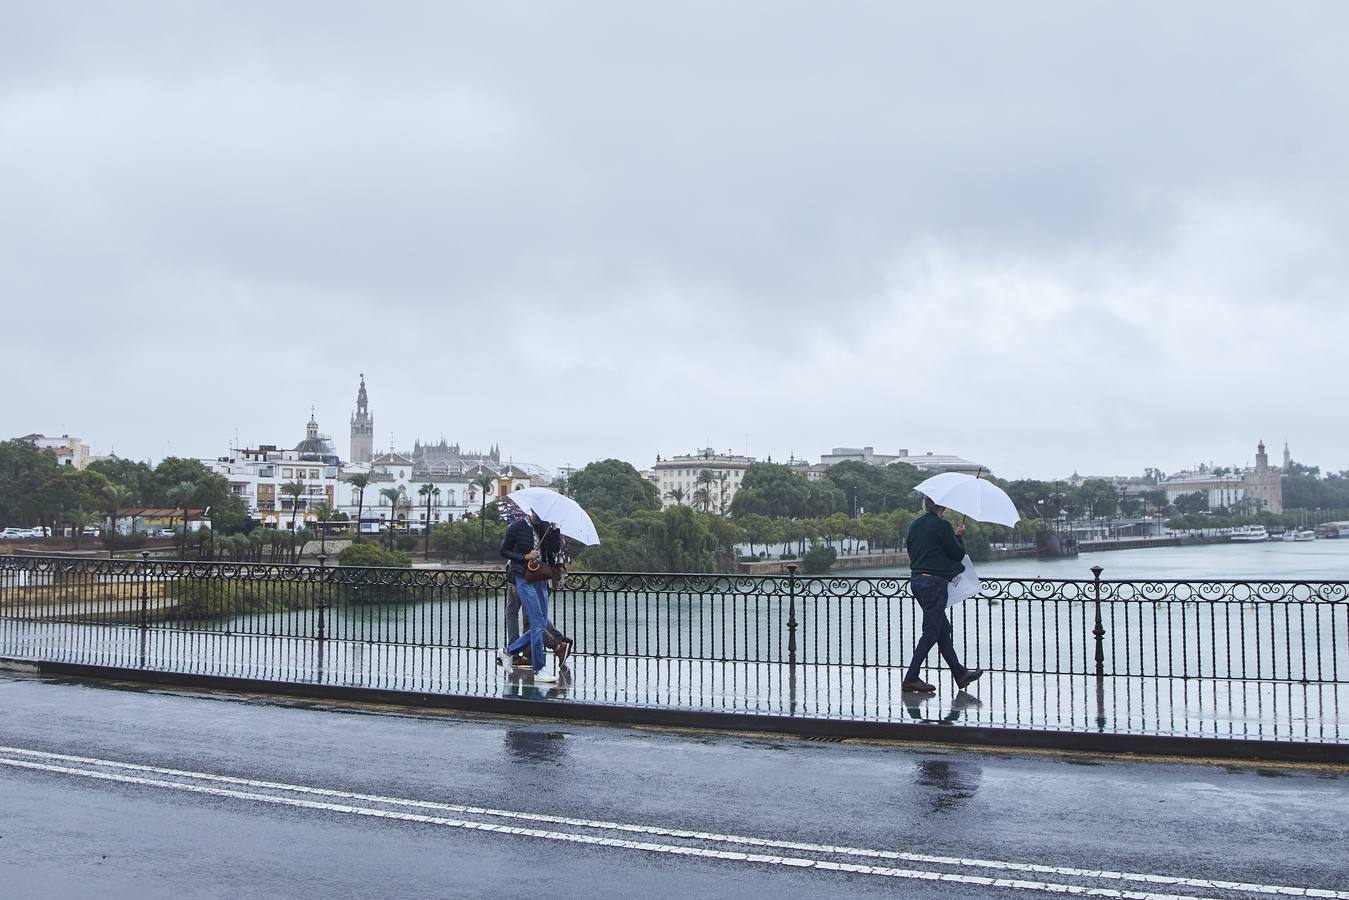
top-left (922, 496), bottom-right (944, 515)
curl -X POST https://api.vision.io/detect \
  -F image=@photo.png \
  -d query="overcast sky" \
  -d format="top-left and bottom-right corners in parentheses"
top-left (2, 2), bottom-right (1343, 480)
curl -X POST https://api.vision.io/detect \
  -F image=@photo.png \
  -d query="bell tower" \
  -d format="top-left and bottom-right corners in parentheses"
top-left (350, 374), bottom-right (374, 464)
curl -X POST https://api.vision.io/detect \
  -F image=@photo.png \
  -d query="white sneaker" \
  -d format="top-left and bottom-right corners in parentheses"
top-left (532, 672), bottom-right (558, 684)
top-left (495, 650), bottom-right (512, 669)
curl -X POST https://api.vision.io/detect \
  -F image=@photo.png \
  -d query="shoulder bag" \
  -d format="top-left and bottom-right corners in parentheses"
top-left (524, 524), bottom-right (560, 584)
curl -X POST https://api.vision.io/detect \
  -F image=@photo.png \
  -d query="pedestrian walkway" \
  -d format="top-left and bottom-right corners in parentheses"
top-left (2, 620), bottom-right (1342, 748)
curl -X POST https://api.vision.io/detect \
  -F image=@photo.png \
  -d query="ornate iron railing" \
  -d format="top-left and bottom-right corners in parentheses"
top-left (1, 554), bottom-right (1345, 683)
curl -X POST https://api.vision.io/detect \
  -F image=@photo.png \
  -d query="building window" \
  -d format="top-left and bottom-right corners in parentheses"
top-left (282, 468), bottom-right (293, 478)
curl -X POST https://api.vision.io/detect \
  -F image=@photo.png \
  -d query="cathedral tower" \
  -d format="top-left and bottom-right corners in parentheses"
top-left (350, 374), bottom-right (374, 464)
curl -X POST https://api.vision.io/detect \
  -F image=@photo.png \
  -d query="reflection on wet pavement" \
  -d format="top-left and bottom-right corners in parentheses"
top-left (915, 758), bottom-right (982, 813)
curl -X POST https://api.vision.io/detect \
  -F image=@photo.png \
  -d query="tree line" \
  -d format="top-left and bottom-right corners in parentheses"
top-left (0, 440), bottom-right (249, 548)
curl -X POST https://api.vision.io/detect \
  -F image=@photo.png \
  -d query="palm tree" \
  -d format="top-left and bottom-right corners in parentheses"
top-left (471, 472), bottom-right (495, 560)
top-left (692, 486), bottom-right (712, 512)
top-left (280, 480), bottom-right (307, 533)
top-left (346, 473), bottom-right (372, 542)
top-left (169, 481), bottom-right (197, 556)
top-left (102, 484), bottom-right (132, 552)
top-left (380, 487), bottom-right (403, 549)
top-left (418, 483), bottom-right (439, 557)
top-left (695, 469), bottom-right (715, 512)
top-left (664, 486), bottom-right (687, 506)
top-left (67, 508), bottom-right (101, 550)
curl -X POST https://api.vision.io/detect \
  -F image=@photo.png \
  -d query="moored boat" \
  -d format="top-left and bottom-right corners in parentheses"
top-left (1230, 525), bottom-right (1270, 543)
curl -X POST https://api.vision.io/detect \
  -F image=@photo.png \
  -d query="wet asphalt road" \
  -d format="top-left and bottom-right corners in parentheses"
top-left (1, 672), bottom-right (1346, 899)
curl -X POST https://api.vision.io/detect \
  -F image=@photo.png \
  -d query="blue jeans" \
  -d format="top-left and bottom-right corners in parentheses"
top-left (904, 574), bottom-right (968, 683)
top-left (506, 582), bottom-right (565, 650)
top-left (506, 576), bottom-right (550, 673)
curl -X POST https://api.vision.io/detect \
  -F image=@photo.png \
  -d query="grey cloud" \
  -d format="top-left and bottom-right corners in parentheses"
top-left (2, 2), bottom-right (1346, 477)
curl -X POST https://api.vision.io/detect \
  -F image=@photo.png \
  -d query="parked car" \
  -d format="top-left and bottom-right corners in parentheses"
top-left (82, 527), bottom-right (101, 537)
top-left (156, 528), bottom-right (178, 539)
top-left (1, 527), bottom-right (25, 539)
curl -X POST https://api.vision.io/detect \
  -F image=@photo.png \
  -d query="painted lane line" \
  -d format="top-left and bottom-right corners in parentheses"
top-left (0, 756), bottom-right (1223, 900)
top-left (1, 748), bottom-right (1342, 900)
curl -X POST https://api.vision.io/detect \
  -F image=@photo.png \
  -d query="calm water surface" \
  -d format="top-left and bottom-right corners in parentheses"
top-left (858, 539), bottom-right (1349, 582)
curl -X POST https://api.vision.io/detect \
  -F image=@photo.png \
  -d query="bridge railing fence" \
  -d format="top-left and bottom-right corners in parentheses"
top-left (0, 555), bottom-right (1344, 684)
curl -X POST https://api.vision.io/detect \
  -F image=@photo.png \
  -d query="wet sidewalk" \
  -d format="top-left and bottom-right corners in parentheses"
top-left (2, 621), bottom-right (1342, 748)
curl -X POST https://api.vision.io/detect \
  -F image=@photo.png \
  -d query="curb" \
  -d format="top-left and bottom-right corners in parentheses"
top-left (7, 657), bottom-right (1346, 765)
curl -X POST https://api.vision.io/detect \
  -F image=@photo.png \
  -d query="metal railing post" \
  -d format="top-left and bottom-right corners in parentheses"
top-left (139, 551), bottom-right (150, 631)
top-left (787, 563), bottom-right (798, 667)
top-left (1091, 565), bottom-right (1105, 677)
top-left (316, 554), bottom-right (328, 644)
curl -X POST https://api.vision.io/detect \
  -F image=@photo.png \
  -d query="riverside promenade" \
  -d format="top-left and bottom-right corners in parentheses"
top-left (2, 555), bottom-right (1345, 762)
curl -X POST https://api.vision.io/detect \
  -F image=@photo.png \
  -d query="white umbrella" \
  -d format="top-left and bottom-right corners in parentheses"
top-left (914, 472), bottom-right (1020, 528)
top-left (504, 487), bottom-right (601, 545)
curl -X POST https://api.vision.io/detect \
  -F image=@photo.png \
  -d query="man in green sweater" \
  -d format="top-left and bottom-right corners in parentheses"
top-left (903, 496), bottom-right (984, 694)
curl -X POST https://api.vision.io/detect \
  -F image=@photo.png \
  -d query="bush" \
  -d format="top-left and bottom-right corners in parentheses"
top-left (171, 578), bottom-right (316, 618)
top-left (393, 533), bottom-right (420, 552)
top-left (104, 532), bottom-right (146, 551)
top-left (337, 543), bottom-right (411, 568)
top-left (802, 545), bottom-right (837, 574)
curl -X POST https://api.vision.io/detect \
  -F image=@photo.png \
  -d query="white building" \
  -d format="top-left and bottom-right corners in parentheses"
top-left (819, 445), bottom-right (986, 476)
top-left (653, 448), bottom-right (755, 512)
top-left (203, 415), bottom-right (342, 528)
top-left (15, 433), bottom-right (92, 469)
top-left (886, 449), bottom-right (985, 476)
top-left (334, 457), bottom-right (532, 531)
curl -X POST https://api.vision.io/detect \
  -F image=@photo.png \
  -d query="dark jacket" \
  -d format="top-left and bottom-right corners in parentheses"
top-left (906, 511), bottom-right (966, 579)
top-left (499, 518), bottom-right (562, 579)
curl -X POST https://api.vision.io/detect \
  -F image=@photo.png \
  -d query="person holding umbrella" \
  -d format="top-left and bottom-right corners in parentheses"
top-left (902, 495), bottom-right (985, 694)
top-left (902, 471), bottom-right (1019, 694)
top-left (495, 487), bottom-right (601, 683)
top-left (498, 510), bottom-right (564, 683)
top-left (500, 507), bottom-right (572, 669)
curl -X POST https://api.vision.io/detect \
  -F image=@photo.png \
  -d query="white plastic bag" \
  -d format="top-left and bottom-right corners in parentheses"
top-left (946, 555), bottom-right (980, 608)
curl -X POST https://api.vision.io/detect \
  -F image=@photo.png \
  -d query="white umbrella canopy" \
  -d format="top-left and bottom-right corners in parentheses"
top-left (914, 473), bottom-right (1020, 528)
top-left (504, 488), bottom-right (601, 545)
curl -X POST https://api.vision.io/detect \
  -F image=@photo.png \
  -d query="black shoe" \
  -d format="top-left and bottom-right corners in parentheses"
top-left (955, 668), bottom-right (984, 690)
top-left (555, 639), bottom-right (572, 666)
top-left (902, 679), bottom-right (937, 693)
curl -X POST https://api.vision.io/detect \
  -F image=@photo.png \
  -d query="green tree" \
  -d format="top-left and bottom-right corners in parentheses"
top-left (737, 513), bottom-right (773, 557)
top-left (645, 506), bottom-right (718, 572)
top-left (0, 439), bottom-right (61, 527)
top-left (664, 485), bottom-right (687, 506)
top-left (729, 463), bottom-right (809, 518)
top-left (1074, 479), bottom-right (1119, 518)
top-left (1174, 491), bottom-right (1207, 515)
top-left (86, 457), bottom-right (153, 503)
top-left (567, 459), bottom-right (661, 518)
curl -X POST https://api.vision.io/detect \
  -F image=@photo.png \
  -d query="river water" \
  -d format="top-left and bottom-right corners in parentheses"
top-left (855, 538), bottom-right (1349, 581)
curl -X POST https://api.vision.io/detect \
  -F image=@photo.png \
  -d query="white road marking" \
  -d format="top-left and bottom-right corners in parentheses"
top-left (0, 746), bottom-right (1342, 900)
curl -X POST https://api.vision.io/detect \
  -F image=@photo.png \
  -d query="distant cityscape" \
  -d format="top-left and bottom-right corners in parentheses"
top-left (12, 374), bottom-right (1298, 531)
